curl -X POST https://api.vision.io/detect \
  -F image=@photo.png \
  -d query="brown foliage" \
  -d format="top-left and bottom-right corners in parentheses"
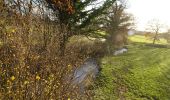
top-left (46, 0), bottom-right (79, 14)
top-left (0, 0), bottom-right (104, 99)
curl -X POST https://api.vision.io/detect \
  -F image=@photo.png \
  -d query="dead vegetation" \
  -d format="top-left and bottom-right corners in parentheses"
top-left (0, 0), bottom-right (106, 99)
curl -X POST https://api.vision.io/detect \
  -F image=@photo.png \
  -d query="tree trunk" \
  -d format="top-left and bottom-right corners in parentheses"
top-left (58, 34), bottom-right (67, 56)
top-left (153, 38), bottom-right (156, 44)
top-left (57, 24), bottom-right (70, 56)
top-left (153, 32), bottom-right (158, 44)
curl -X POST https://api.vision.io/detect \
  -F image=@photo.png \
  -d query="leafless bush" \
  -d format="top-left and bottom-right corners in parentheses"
top-left (0, 0), bottom-right (105, 99)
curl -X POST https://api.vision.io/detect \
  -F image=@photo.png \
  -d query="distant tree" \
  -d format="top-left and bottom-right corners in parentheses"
top-left (146, 19), bottom-right (164, 44)
top-left (161, 29), bottom-right (170, 43)
top-left (98, 0), bottom-right (134, 49)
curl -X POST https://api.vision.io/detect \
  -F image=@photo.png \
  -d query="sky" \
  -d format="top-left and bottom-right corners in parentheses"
top-left (127, 0), bottom-right (170, 32)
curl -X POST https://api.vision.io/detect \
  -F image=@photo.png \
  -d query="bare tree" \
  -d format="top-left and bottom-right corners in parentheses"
top-left (98, 0), bottom-right (135, 50)
top-left (146, 19), bottom-right (164, 44)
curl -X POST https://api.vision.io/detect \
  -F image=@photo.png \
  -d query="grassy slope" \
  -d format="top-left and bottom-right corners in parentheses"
top-left (94, 35), bottom-right (170, 100)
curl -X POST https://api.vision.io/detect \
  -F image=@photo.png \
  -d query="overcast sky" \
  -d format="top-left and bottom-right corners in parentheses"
top-left (127, 0), bottom-right (170, 31)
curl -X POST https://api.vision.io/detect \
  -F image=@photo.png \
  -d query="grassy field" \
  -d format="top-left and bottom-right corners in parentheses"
top-left (94, 35), bottom-right (170, 100)
top-left (129, 35), bottom-right (167, 44)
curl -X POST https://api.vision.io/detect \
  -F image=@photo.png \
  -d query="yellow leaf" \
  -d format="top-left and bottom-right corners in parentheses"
top-left (24, 81), bottom-right (29, 85)
top-left (11, 29), bottom-right (15, 33)
top-left (68, 64), bottom-right (71, 67)
top-left (11, 76), bottom-right (15, 81)
top-left (36, 75), bottom-right (40, 80)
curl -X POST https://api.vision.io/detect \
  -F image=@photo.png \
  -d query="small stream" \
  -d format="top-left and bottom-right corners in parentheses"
top-left (72, 58), bottom-right (100, 92)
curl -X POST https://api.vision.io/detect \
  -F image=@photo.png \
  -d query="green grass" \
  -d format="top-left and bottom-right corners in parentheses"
top-left (94, 35), bottom-right (170, 100)
top-left (129, 35), bottom-right (167, 44)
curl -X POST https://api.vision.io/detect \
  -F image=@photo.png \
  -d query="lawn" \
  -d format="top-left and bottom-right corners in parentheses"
top-left (129, 35), bottom-right (167, 44)
top-left (94, 35), bottom-right (170, 100)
